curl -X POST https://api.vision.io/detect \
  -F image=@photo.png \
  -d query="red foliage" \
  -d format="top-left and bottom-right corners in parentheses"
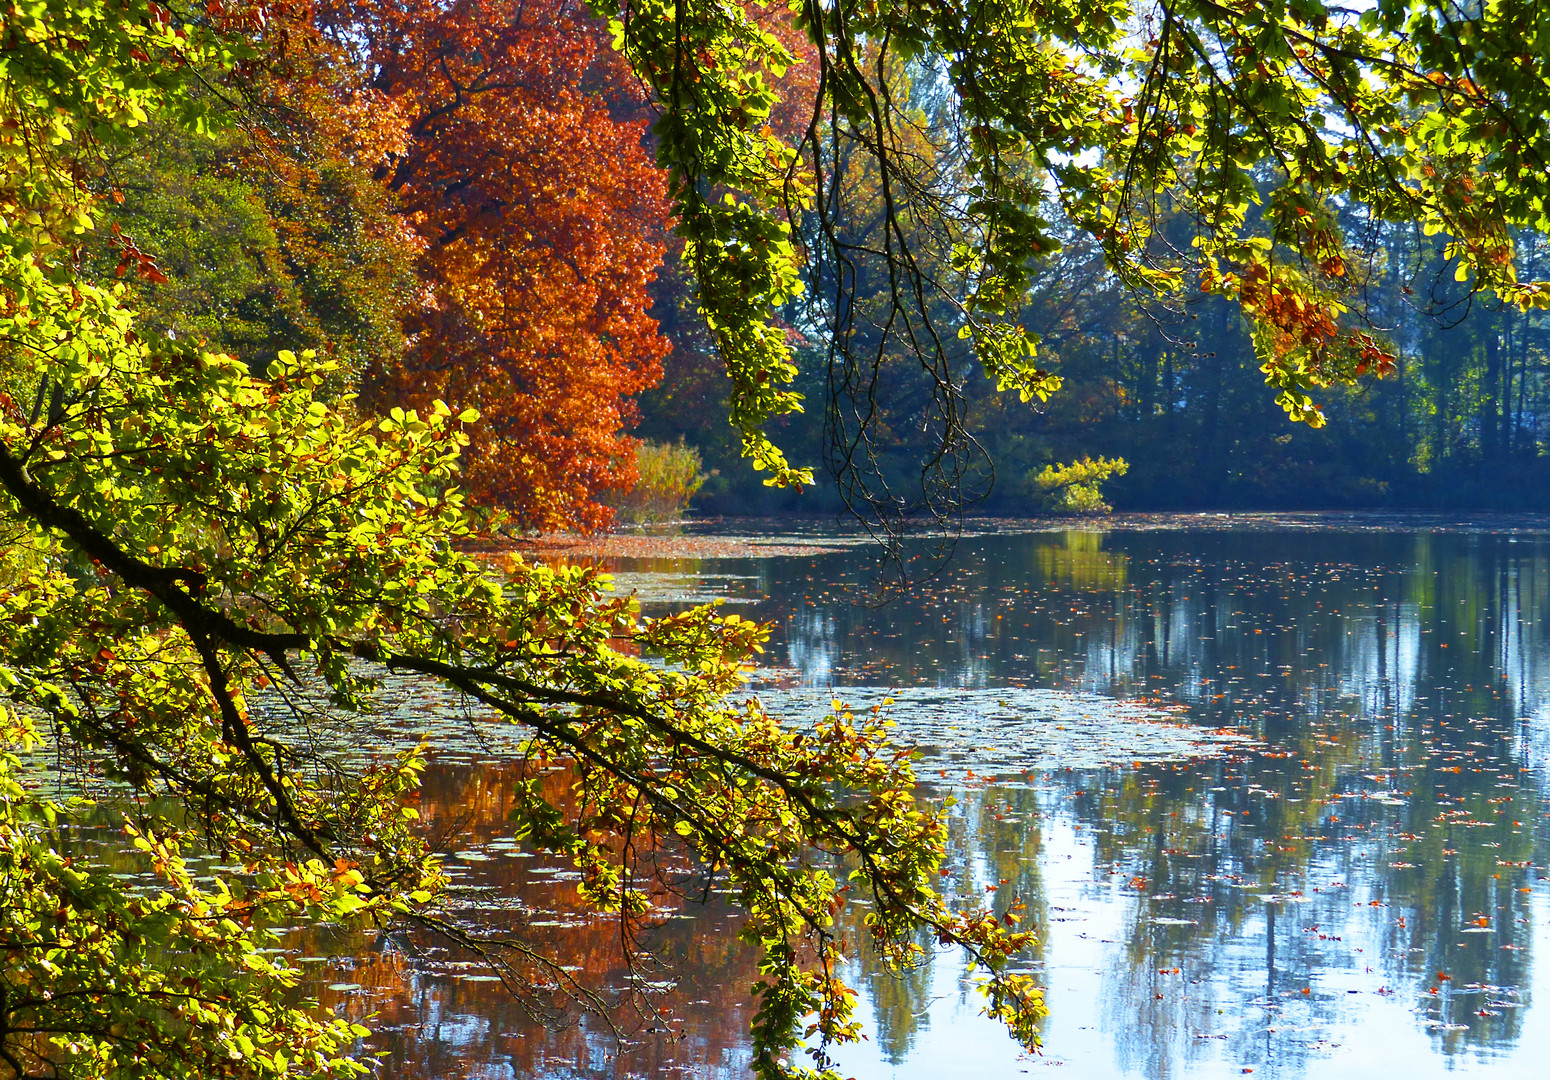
top-left (320, 0), bottom-right (672, 531)
top-left (1238, 261), bottom-right (1397, 384)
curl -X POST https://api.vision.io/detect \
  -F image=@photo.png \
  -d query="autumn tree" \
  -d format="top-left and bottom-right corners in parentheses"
top-left (7, 3), bottom-right (1550, 1080)
top-left (314, 0), bottom-right (674, 531)
top-left (0, 7), bottom-right (1037, 1080)
top-left (91, 15), bottom-right (419, 393)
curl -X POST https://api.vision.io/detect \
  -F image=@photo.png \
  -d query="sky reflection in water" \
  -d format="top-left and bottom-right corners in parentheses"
top-left (149, 522), bottom-right (1550, 1079)
top-left (754, 526), bottom-right (1550, 1080)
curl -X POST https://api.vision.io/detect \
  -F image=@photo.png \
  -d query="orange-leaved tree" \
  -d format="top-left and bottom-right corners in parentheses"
top-left (319, 0), bottom-right (671, 531)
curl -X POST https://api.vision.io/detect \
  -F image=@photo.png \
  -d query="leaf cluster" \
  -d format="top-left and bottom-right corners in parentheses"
top-left (0, 5), bottom-right (1044, 1078)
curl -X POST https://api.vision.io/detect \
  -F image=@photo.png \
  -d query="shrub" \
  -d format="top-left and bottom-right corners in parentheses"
top-left (1032, 456), bottom-right (1130, 514)
top-left (611, 439), bottom-right (710, 523)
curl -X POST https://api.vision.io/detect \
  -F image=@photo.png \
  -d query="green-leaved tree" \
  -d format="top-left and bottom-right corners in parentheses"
top-left (5, 1), bottom-right (1550, 1079)
top-left (0, 5), bottom-right (1033, 1079)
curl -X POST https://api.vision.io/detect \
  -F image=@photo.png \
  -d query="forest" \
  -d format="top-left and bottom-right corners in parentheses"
top-left (663, 228), bottom-right (1550, 515)
top-left (91, 0), bottom-right (1550, 525)
top-left (3, 1), bottom-right (1550, 1079)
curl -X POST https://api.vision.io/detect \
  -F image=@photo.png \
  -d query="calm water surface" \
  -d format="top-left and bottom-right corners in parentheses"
top-left (106, 520), bottom-right (1550, 1079)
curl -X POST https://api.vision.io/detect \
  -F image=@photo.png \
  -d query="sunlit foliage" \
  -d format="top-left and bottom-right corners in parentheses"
top-left (0, 5), bottom-right (1038, 1079)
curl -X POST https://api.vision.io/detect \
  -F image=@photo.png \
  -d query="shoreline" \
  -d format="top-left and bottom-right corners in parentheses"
top-left (466, 508), bottom-right (1550, 562)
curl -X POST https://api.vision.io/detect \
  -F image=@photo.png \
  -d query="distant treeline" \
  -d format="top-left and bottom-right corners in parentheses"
top-left (638, 215), bottom-right (1550, 516)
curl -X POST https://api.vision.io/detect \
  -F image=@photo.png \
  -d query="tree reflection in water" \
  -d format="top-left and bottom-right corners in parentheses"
top-left (33, 522), bottom-right (1550, 1078)
top-left (762, 524), bottom-right (1550, 1078)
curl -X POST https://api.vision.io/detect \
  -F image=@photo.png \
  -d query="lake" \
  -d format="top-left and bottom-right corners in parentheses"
top-left (81, 516), bottom-right (1550, 1079)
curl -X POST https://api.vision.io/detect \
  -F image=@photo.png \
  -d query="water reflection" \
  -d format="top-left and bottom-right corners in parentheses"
top-left (277, 760), bottom-right (768, 1080)
top-left (46, 524), bottom-right (1550, 1079)
top-left (749, 528), bottom-right (1550, 1077)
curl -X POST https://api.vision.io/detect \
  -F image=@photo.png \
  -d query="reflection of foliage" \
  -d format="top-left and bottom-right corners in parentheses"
top-left (1065, 686), bottom-right (1543, 1068)
top-left (1033, 531), bottom-right (1128, 591)
top-left (747, 528), bottom-right (1550, 1073)
top-left (856, 925), bottom-right (936, 1065)
top-left (836, 783), bottom-right (1051, 1064)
